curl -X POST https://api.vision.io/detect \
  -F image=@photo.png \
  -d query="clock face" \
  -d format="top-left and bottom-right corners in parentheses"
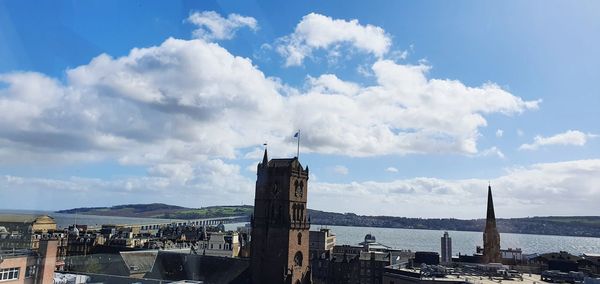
top-left (295, 181), bottom-right (303, 198)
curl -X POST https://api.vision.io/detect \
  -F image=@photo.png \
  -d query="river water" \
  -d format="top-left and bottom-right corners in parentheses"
top-left (225, 223), bottom-right (600, 255)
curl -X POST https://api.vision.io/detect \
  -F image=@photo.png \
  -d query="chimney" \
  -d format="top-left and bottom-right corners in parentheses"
top-left (38, 239), bottom-right (58, 284)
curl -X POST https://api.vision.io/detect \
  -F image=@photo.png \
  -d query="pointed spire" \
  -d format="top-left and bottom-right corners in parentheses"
top-left (486, 183), bottom-right (496, 221)
top-left (483, 183), bottom-right (501, 263)
top-left (262, 148), bottom-right (268, 166)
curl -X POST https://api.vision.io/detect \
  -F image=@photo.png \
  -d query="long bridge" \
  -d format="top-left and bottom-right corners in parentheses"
top-left (138, 215), bottom-right (249, 231)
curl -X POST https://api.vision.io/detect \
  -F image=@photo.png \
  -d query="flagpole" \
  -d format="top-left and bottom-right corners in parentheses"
top-left (297, 130), bottom-right (300, 159)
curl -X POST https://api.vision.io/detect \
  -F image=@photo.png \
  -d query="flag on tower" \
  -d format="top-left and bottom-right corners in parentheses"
top-left (294, 130), bottom-right (300, 158)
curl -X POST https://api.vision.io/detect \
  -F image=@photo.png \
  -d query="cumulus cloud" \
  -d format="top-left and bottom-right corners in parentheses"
top-left (30, 38), bottom-right (283, 162)
top-left (276, 13), bottom-right (391, 66)
top-left (0, 13), bottom-right (542, 210)
top-left (385, 167), bottom-right (399, 173)
top-left (519, 130), bottom-right (593, 150)
top-left (307, 74), bottom-right (360, 96)
top-left (0, 38), bottom-right (539, 165)
top-left (291, 60), bottom-right (539, 156)
top-left (187, 11), bottom-right (257, 40)
top-left (309, 159), bottom-right (600, 218)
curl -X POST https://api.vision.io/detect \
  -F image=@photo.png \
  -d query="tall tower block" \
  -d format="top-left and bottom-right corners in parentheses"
top-left (482, 184), bottom-right (501, 263)
top-left (441, 231), bottom-right (452, 263)
top-left (250, 149), bottom-right (311, 284)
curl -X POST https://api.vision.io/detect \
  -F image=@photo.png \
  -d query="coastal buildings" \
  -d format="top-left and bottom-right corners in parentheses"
top-left (250, 150), bottom-right (312, 283)
top-left (483, 184), bottom-right (501, 264)
top-left (440, 232), bottom-right (451, 263)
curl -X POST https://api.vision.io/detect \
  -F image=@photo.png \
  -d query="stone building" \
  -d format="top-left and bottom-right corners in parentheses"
top-left (196, 231), bottom-right (241, 258)
top-left (250, 150), bottom-right (312, 284)
top-left (0, 215), bottom-right (58, 251)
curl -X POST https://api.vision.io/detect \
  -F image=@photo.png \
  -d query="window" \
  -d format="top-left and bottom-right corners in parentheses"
top-left (297, 232), bottom-right (302, 245)
top-left (25, 265), bottom-right (36, 278)
top-left (0, 268), bottom-right (20, 281)
top-left (294, 251), bottom-right (303, 266)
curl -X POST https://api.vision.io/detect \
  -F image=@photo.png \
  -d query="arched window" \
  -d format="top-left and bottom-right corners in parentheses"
top-left (293, 204), bottom-right (298, 221)
top-left (297, 232), bottom-right (302, 245)
top-left (294, 251), bottom-right (303, 266)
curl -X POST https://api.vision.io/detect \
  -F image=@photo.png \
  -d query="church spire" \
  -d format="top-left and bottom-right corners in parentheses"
top-left (483, 183), bottom-right (501, 263)
top-left (262, 148), bottom-right (268, 166)
top-left (486, 183), bottom-right (496, 221)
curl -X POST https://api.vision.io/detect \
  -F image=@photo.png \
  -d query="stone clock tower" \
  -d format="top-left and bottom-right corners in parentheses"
top-left (250, 149), bottom-right (311, 284)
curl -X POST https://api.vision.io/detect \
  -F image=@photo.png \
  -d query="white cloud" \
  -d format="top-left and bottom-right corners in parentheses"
top-left (289, 60), bottom-right (539, 156)
top-left (333, 165), bottom-right (349, 175)
top-left (0, 14), bottom-right (542, 210)
top-left (276, 13), bottom-right (391, 66)
top-left (0, 38), bottom-right (539, 165)
top-left (480, 146), bottom-right (505, 159)
top-left (307, 74), bottom-right (360, 96)
top-left (519, 130), bottom-right (592, 150)
top-left (385, 167), bottom-right (399, 173)
top-left (496, 129), bottom-right (503, 137)
top-left (309, 159), bottom-right (600, 218)
top-left (187, 11), bottom-right (257, 41)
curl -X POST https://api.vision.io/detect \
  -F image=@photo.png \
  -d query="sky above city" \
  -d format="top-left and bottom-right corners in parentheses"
top-left (0, 1), bottom-right (599, 218)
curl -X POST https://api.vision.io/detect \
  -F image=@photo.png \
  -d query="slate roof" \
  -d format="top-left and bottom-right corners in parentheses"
top-left (120, 250), bottom-right (158, 274)
top-left (66, 253), bottom-right (130, 276)
top-left (145, 251), bottom-right (250, 284)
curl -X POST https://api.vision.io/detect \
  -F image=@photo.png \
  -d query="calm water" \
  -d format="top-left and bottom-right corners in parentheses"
top-left (225, 222), bottom-right (600, 255)
top-left (3, 210), bottom-right (599, 255)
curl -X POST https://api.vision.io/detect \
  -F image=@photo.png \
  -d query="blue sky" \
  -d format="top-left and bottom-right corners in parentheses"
top-left (0, 1), bottom-right (599, 218)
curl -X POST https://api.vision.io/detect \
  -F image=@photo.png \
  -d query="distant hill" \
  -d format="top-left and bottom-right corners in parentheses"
top-left (57, 204), bottom-right (600, 238)
top-left (57, 203), bottom-right (253, 219)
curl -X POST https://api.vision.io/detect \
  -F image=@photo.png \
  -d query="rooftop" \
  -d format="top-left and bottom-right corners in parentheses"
top-left (0, 249), bottom-right (35, 258)
top-left (120, 250), bottom-right (158, 274)
top-left (268, 158), bottom-right (299, 168)
top-left (387, 267), bottom-right (543, 284)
